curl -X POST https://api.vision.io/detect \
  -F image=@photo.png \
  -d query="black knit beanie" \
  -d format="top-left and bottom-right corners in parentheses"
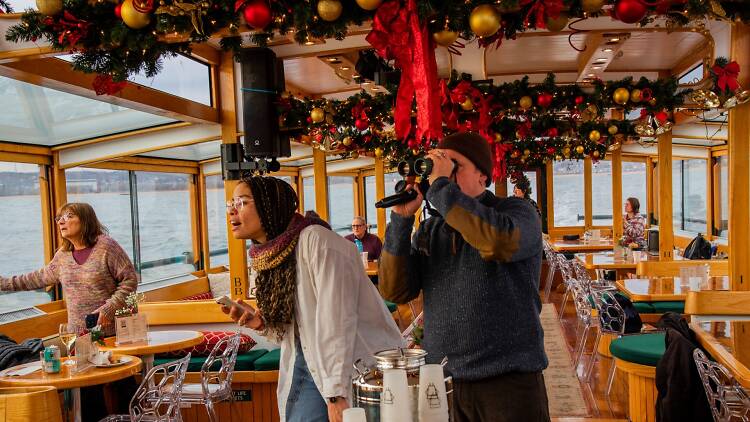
top-left (437, 131), bottom-right (494, 187)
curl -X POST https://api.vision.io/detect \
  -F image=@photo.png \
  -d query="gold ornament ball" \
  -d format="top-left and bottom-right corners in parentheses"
top-left (555, 154), bottom-right (563, 161)
top-left (581, 0), bottom-right (605, 13)
top-left (587, 104), bottom-right (598, 115)
top-left (121, 0), bottom-right (152, 29)
top-left (469, 4), bottom-right (501, 38)
top-left (355, 0), bottom-right (381, 11)
top-left (630, 89), bottom-right (642, 103)
top-left (433, 29), bottom-right (459, 47)
top-left (649, 98), bottom-right (657, 106)
top-left (593, 150), bottom-right (601, 158)
top-left (374, 147), bottom-right (384, 158)
top-left (575, 145), bottom-right (585, 155)
top-left (545, 13), bottom-right (568, 32)
top-left (563, 147), bottom-right (571, 157)
top-left (519, 95), bottom-right (533, 110)
top-left (511, 149), bottom-right (521, 159)
top-left (411, 149), bottom-right (419, 156)
top-left (523, 149), bottom-right (531, 156)
top-left (613, 87), bottom-right (630, 105)
top-left (460, 98), bottom-right (474, 111)
top-left (608, 125), bottom-right (619, 135)
top-left (494, 133), bottom-right (502, 143)
top-left (317, 0), bottom-right (343, 22)
top-left (342, 136), bottom-right (352, 146)
top-left (589, 130), bottom-right (601, 142)
top-left (350, 151), bottom-right (359, 159)
top-left (36, 0), bottom-right (62, 16)
top-left (310, 107), bottom-right (325, 123)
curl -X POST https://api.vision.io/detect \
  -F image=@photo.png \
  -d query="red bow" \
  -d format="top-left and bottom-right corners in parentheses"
top-left (92, 74), bottom-right (127, 96)
top-left (713, 61), bottom-right (740, 93)
top-left (520, 0), bottom-right (563, 29)
top-left (492, 143), bottom-right (514, 181)
top-left (366, 0), bottom-right (442, 142)
top-left (44, 11), bottom-right (90, 48)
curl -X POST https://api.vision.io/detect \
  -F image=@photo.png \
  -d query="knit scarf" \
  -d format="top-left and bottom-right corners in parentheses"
top-left (248, 211), bottom-right (330, 338)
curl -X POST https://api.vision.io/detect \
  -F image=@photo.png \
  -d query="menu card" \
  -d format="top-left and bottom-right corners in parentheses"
top-left (75, 333), bottom-right (96, 370)
top-left (115, 314), bottom-right (148, 346)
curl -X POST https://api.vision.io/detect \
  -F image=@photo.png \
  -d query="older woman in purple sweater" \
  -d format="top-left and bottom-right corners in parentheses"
top-left (0, 203), bottom-right (137, 333)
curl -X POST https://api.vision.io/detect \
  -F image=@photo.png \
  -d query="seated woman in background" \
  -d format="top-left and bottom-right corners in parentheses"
top-left (623, 197), bottom-right (646, 247)
top-left (0, 203), bottom-right (138, 334)
top-left (513, 175), bottom-right (541, 218)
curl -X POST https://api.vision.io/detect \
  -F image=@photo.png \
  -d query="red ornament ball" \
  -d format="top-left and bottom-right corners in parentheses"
top-left (547, 147), bottom-right (556, 155)
top-left (537, 92), bottom-right (553, 108)
top-left (115, 3), bottom-right (122, 18)
top-left (243, 0), bottom-right (272, 29)
top-left (306, 117), bottom-right (313, 123)
top-left (547, 127), bottom-right (559, 137)
top-left (574, 96), bottom-right (584, 105)
top-left (329, 127), bottom-right (337, 134)
top-left (654, 111), bottom-right (669, 123)
top-left (614, 0), bottom-right (648, 24)
top-left (314, 133), bottom-right (323, 142)
top-left (355, 118), bottom-right (369, 131)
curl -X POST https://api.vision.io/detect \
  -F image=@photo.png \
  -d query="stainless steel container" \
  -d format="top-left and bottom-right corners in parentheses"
top-left (352, 349), bottom-right (453, 421)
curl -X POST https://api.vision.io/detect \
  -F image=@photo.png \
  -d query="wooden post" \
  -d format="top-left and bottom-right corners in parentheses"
top-left (657, 132), bottom-right (674, 261)
top-left (198, 169), bottom-right (211, 271)
top-left (729, 23), bottom-right (750, 292)
top-left (39, 165), bottom-right (55, 263)
top-left (375, 157), bottom-right (386, 240)
top-left (219, 51), bottom-right (248, 300)
top-left (646, 157), bottom-right (656, 226)
top-left (495, 177), bottom-right (508, 198)
top-left (312, 148), bottom-right (329, 222)
top-left (546, 161), bottom-right (555, 232)
top-left (188, 175), bottom-right (203, 271)
top-left (611, 109), bottom-right (624, 239)
top-left (584, 157), bottom-right (593, 230)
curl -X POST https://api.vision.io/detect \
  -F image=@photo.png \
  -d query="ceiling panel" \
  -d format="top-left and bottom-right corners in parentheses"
top-left (284, 57), bottom-right (357, 95)
top-left (608, 31), bottom-right (706, 72)
top-left (139, 140), bottom-right (221, 161)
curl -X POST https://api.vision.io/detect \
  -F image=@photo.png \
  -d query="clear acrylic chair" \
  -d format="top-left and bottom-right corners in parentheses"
top-left (542, 240), bottom-right (558, 303)
top-left (179, 333), bottom-right (242, 422)
top-left (556, 253), bottom-right (576, 319)
top-left (100, 353), bottom-right (191, 422)
top-left (693, 348), bottom-right (750, 422)
top-left (570, 278), bottom-right (596, 370)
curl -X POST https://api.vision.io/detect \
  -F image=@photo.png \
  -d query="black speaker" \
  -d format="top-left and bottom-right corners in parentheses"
top-left (238, 48), bottom-right (290, 159)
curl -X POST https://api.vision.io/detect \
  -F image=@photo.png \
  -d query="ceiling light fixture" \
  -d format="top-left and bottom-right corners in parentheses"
top-left (340, 66), bottom-right (351, 71)
top-left (592, 66), bottom-right (602, 70)
top-left (603, 48), bottom-right (614, 52)
top-left (609, 37), bottom-right (621, 42)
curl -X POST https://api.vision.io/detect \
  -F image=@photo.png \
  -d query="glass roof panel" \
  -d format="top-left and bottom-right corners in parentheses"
top-left (0, 75), bottom-right (175, 146)
top-left (6, 0), bottom-right (34, 11)
top-left (139, 140), bottom-right (222, 161)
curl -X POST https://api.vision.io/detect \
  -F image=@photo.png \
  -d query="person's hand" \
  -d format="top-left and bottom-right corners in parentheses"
top-left (97, 311), bottom-right (110, 327)
top-left (221, 299), bottom-right (264, 330)
top-left (326, 398), bottom-right (349, 422)
top-left (392, 183), bottom-right (424, 217)
top-left (427, 149), bottom-right (456, 185)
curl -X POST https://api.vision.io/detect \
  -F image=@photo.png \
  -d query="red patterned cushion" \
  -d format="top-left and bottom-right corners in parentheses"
top-left (159, 331), bottom-right (256, 358)
top-left (180, 291), bottom-right (213, 301)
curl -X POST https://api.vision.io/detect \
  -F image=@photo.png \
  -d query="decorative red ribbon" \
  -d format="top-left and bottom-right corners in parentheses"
top-left (366, 0), bottom-right (442, 142)
top-left (492, 142), bottom-right (513, 181)
top-left (713, 61), bottom-right (740, 92)
top-left (520, 0), bottom-right (563, 29)
top-left (44, 11), bottom-right (90, 48)
top-left (92, 74), bottom-right (127, 96)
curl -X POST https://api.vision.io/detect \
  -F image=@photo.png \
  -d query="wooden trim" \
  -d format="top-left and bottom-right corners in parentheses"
top-left (546, 161), bottom-right (555, 231)
top-left (705, 149), bottom-right (714, 240)
top-left (584, 157), bottom-right (593, 229)
top-left (189, 44), bottom-right (221, 66)
top-left (375, 158), bottom-right (386, 240)
top-left (657, 133), bottom-right (674, 260)
top-left (0, 45), bottom-right (57, 64)
top-left (0, 58), bottom-right (219, 124)
top-left (0, 142), bottom-right (51, 156)
top-left (188, 175), bottom-right (202, 270)
top-left (112, 156), bottom-right (198, 168)
top-left (646, 157), bottom-right (655, 225)
top-left (139, 301), bottom-right (235, 325)
top-left (352, 172), bottom-right (362, 218)
top-left (685, 291), bottom-right (750, 316)
top-left (39, 165), bottom-right (56, 263)
top-left (312, 148), bottom-right (329, 221)
top-left (83, 161), bottom-right (199, 174)
top-left (141, 278), bottom-right (210, 302)
top-left (198, 169), bottom-right (211, 271)
top-left (611, 149), bottom-right (624, 239)
top-left (692, 321), bottom-right (750, 389)
top-left (712, 157), bottom-right (723, 237)
top-left (0, 151), bottom-right (52, 165)
top-left (0, 309), bottom-right (68, 343)
top-left (49, 122), bottom-right (192, 151)
top-left (495, 176), bottom-right (508, 198)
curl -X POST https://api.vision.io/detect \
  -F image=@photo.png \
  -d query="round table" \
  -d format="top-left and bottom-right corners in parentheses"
top-left (99, 330), bottom-right (203, 377)
top-left (0, 355), bottom-right (141, 422)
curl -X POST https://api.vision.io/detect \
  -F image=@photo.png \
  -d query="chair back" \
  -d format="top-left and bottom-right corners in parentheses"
top-left (591, 290), bottom-right (627, 336)
top-left (129, 353), bottom-right (191, 422)
top-left (570, 279), bottom-right (593, 324)
top-left (635, 260), bottom-right (728, 277)
top-left (0, 386), bottom-right (62, 422)
top-left (200, 333), bottom-right (242, 399)
top-left (572, 259), bottom-right (592, 283)
top-left (693, 348), bottom-right (750, 422)
top-left (555, 254), bottom-right (574, 283)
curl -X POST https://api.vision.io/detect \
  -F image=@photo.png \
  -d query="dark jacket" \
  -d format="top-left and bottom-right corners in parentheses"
top-left (655, 313), bottom-right (712, 422)
top-left (0, 334), bottom-right (44, 371)
top-left (379, 178), bottom-right (546, 381)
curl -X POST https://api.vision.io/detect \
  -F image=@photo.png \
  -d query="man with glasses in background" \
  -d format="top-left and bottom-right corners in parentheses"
top-left (344, 216), bottom-right (382, 262)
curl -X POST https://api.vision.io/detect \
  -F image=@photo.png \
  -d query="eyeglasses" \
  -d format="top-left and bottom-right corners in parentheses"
top-left (54, 212), bottom-right (75, 224)
top-left (226, 197), bottom-right (254, 213)
top-left (351, 224), bottom-right (365, 229)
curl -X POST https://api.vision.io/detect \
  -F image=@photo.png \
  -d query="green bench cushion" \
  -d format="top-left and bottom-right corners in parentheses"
top-left (154, 349), bottom-right (268, 372)
top-left (651, 301), bottom-right (685, 314)
top-left (384, 300), bottom-right (398, 313)
top-left (633, 302), bottom-right (656, 314)
top-left (254, 348), bottom-right (280, 371)
top-left (610, 332), bottom-right (665, 367)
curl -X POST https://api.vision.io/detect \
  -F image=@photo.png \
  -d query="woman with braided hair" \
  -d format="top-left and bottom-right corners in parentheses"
top-left (221, 175), bottom-right (402, 422)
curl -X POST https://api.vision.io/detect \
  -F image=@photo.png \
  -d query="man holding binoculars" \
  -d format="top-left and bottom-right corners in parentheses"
top-left (379, 131), bottom-right (549, 421)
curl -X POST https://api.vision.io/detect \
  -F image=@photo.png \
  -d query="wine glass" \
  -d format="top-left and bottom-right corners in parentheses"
top-left (58, 323), bottom-right (77, 366)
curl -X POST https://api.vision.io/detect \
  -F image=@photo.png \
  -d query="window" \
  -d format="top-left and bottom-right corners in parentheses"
top-left (622, 161), bottom-right (648, 222)
top-left (506, 171), bottom-right (538, 202)
top-left (136, 171), bottom-right (195, 282)
top-left (590, 161), bottom-right (612, 226)
top-left (129, 55), bottom-right (212, 106)
top-left (302, 177), bottom-right (316, 213)
top-left (678, 64), bottom-right (703, 85)
top-left (716, 156), bottom-right (728, 238)
top-left (364, 172), bottom-right (401, 231)
top-left (328, 176), bottom-right (355, 235)
top-left (0, 161), bottom-right (50, 313)
top-left (67, 168), bottom-right (134, 260)
top-left (672, 159), bottom-right (708, 234)
top-left (553, 160), bottom-right (585, 227)
top-left (205, 175), bottom-right (228, 267)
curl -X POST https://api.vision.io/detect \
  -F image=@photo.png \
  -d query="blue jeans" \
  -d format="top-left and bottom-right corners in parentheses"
top-left (285, 337), bottom-right (328, 422)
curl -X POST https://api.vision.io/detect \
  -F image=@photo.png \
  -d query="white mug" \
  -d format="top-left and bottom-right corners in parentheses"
top-left (591, 229), bottom-right (601, 242)
top-left (418, 364), bottom-right (449, 422)
top-left (689, 276), bottom-right (702, 292)
top-left (381, 369), bottom-right (413, 422)
top-left (361, 251), bottom-right (369, 268)
top-left (342, 408), bottom-right (367, 422)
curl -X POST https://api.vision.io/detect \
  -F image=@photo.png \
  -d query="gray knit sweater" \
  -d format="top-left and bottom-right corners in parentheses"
top-left (379, 177), bottom-right (547, 381)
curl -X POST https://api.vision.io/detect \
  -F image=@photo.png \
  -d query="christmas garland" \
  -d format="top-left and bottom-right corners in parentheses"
top-left (280, 71), bottom-right (691, 180)
top-left (5, 0), bottom-right (749, 86)
top-left (0, 0), bottom-right (13, 13)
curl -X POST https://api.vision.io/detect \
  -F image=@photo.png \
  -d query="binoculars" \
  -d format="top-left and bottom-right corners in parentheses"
top-left (374, 157), bottom-right (457, 208)
top-left (397, 157), bottom-right (435, 178)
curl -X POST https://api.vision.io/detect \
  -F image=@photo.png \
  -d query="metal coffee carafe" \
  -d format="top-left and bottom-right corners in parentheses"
top-left (352, 348), bottom-right (453, 422)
